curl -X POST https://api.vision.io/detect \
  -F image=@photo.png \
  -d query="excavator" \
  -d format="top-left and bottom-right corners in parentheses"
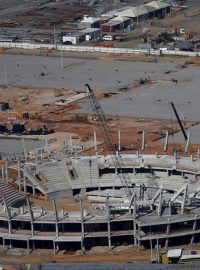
top-left (17, 111), bottom-right (40, 120)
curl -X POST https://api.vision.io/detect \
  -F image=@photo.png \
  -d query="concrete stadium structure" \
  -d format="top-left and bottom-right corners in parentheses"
top-left (1, 152), bottom-right (200, 253)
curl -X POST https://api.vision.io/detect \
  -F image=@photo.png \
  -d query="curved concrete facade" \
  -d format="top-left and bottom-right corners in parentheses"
top-left (1, 153), bottom-right (200, 253)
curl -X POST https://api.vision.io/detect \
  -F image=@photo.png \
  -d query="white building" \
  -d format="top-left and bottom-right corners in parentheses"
top-left (62, 32), bottom-right (85, 45)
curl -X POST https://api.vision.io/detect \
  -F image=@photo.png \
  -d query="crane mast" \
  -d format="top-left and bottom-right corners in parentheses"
top-left (170, 101), bottom-right (187, 141)
top-left (85, 84), bottom-right (133, 201)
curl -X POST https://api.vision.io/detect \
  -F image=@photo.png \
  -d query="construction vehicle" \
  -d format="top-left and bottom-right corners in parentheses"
top-left (17, 111), bottom-right (40, 120)
top-left (85, 84), bottom-right (134, 204)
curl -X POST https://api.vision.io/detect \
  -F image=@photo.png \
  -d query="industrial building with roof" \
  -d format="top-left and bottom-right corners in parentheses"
top-left (101, 1), bottom-right (170, 32)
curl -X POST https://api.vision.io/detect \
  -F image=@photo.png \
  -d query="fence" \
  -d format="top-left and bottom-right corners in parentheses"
top-left (0, 42), bottom-right (199, 57)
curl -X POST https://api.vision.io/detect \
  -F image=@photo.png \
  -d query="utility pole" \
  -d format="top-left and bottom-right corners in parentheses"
top-left (60, 46), bottom-right (64, 68)
top-left (4, 62), bottom-right (7, 86)
top-left (53, 26), bottom-right (57, 50)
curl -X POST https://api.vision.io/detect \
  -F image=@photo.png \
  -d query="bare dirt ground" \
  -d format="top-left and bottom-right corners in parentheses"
top-left (0, 81), bottom-right (199, 156)
top-left (1, 243), bottom-right (200, 265)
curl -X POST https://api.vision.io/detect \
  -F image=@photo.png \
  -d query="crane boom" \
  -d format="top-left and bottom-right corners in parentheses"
top-left (170, 101), bottom-right (187, 141)
top-left (85, 84), bottom-right (133, 201)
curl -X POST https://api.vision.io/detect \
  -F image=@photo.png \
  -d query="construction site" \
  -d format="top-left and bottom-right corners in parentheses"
top-left (0, 0), bottom-right (200, 268)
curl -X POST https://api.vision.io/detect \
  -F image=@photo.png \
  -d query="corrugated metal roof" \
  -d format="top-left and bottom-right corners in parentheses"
top-left (111, 15), bottom-right (130, 22)
top-left (117, 4), bottom-right (153, 18)
top-left (116, 8), bottom-right (137, 18)
top-left (146, 1), bottom-right (170, 9)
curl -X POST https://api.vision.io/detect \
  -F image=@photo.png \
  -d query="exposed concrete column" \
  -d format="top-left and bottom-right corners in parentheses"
top-left (45, 136), bottom-right (50, 159)
top-left (167, 170), bottom-right (170, 177)
top-left (1, 163), bottom-right (5, 182)
top-left (133, 221), bottom-right (137, 246)
top-left (53, 240), bottom-right (56, 255)
top-left (168, 201), bottom-right (171, 216)
top-left (184, 131), bottom-right (191, 153)
top-left (32, 186), bottom-right (35, 196)
top-left (191, 218), bottom-right (197, 244)
top-left (174, 150), bottom-right (177, 165)
top-left (137, 225), bottom-right (141, 248)
top-left (23, 177), bottom-right (27, 194)
top-left (8, 220), bottom-right (12, 234)
top-left (17, 161), bottom-right (22, 192)
top-left (164, 131), bottom-right (169, 152)
top-left (27, 239), bottom-right (30, 255)
top-left (27, 198), bottom-right (34, 236)
top-left (157, 189), bottom-right (163, 217)
top-left (94, 130), bottom-right (97, 155)
top-left (118, 129), bottom-right (121, 151)
top-left (133, 191), bottom-right (137, 219)
top-left (3, 238), bottom-right (5, 251)
top-left (52, 199), bottom-right (59, 237)
top-left (21, 138), bottom-right (28, 162)
top-left (80, 199), bottom-right (85, 252)
top-left (132, 192), bottom-right (137, 247)
top-left (141, 130), bottom-right (145, 151)
top-left (106, 195), bottom-right (111, 249)
top-left (5, 161), bottom-right (8, 182)
top-left (181, 185), bottom-right (188, 215)
top-left (56, 243), bottom-right (59, 253)
top-left (3, 197), bottom-right (12, 234)
top-left (32, 240), bottom-right (35, 251)
top-left (40, 148), bottom-right (43, 161)
top-left (165, 222), bottom-right (171, 248)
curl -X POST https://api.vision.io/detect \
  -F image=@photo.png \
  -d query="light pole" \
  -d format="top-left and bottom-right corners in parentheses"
top-left (4, 62), bottom-right (7, 86)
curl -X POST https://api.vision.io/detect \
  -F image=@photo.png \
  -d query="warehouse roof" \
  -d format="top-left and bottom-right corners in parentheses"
top-left (111, 15), bottom-right (130, 22)
top-left (117, 4), bottom-right (154, 18)
top-left (80, 15), bottom-right (101, 23)
top-left (146, 1), bottom-right (170, 9)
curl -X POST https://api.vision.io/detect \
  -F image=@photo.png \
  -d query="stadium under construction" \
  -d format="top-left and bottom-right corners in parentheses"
top-left (1, 151), bottom-right (200, 253)
top-left (1, 84), bottom-right (200, 254)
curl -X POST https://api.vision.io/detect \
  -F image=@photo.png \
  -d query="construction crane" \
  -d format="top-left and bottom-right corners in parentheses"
top-left (85, 84), bottom-right (133, 202)
top-left (170, 101), bottom-right (187, 141)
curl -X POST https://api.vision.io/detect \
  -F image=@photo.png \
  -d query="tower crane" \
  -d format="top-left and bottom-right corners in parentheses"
top-left (85, 84), bottom-right (133, 202)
